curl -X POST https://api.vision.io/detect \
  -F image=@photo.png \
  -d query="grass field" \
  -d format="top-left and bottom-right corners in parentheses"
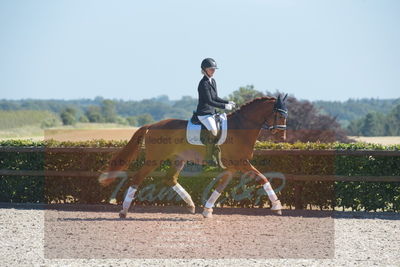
top-left (0, 110), bottom-right (61, 129)
top-left (44, 124), bottom-right (138, 141)
top-left (0, 123), bottom-right (137, 141)
top-left (0, 110), bottom-right (62, 139)
top-left (349, 136), bottom-right (400, 145)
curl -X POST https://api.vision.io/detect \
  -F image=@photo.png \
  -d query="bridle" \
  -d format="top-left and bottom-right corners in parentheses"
top-left (261, 105), bottom-right (288, 131)
top-left (261, 94), bottom-right (288, 131)
top-left (233, 95), bottom-right (288, 132)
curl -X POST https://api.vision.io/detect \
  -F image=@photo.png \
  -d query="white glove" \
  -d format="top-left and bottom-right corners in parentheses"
top-left (225, 103), bottom-right (233, 110)
top-left (228, 101), bottom-right (236, 108)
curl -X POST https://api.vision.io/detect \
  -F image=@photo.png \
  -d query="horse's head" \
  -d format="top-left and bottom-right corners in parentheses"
top-left (262, 94), bottom-right (288, 142)
top-left (229, 95), bottom-right (288, 142)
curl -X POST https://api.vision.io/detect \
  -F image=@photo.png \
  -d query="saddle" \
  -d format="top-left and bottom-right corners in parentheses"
top-left (186, 112), bottom-right (227, 146)
top-left (190, 111), bottom-right (223, 140)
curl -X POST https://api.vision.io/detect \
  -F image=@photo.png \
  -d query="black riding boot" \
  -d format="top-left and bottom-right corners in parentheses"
top-left (200, 129), bottom-right (221, 167)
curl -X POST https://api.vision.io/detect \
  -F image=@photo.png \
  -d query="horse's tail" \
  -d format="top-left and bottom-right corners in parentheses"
top-left (99, 125), bottom-right (149, 187)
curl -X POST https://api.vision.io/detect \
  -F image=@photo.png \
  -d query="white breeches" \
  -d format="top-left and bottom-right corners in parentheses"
top-left (198, 114), bottom-right (218, 136)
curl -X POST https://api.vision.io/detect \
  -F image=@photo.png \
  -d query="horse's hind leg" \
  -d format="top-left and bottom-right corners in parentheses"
top-left (163, 159), bottom-right (195, 214)
top-left (119, 163), bottom-right (159, 218)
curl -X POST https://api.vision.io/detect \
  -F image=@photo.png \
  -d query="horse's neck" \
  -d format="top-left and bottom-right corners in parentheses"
top-left (228, 101), bottom-right (273, 150)
top-left (232, 102), bottom-right (270, 130)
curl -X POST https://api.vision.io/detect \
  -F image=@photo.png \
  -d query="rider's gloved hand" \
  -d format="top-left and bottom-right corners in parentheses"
top-left (228, 101), bottom-right (236, 108)
top-left (225, 103), bottom-right (234, 110)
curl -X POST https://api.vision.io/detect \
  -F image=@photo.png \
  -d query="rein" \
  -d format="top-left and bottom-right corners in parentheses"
top-left (232, 99), bottom-right (288, 131)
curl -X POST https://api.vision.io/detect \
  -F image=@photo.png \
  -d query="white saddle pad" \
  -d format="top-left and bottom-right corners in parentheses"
top-left (186, 113), bottom-right (228, 146)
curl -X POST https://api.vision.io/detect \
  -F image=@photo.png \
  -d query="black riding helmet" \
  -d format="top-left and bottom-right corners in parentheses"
top-left (201, 58), bottom-right (218, 70)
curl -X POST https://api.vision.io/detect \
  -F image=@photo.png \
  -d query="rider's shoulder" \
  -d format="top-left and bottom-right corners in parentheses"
top-left (198, 77), bottom-right (211, 87)
top-left (199, 76), bottom-right (209, 83)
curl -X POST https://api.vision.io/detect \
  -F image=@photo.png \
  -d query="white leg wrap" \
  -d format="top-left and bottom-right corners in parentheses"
top-left (205, 190), bottom-right (221, 209)
top-left (173, 183), bottom-right (195, 207)
top-left (263, 182), bottom-right (278, 202)
top-left (122, 186), bottom-right (137, 212)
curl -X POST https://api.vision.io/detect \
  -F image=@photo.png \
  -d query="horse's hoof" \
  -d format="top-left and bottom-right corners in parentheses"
top-left (273, 209), bottom-right (282, 216)
top-left (271, 200), bottom-right (283, 216)
top-left (119, 210), bottom-right (127, 219)
top-left (202, 208), bottom-right (213, 218)
top-left (187, 205), bottom-right (196, 214)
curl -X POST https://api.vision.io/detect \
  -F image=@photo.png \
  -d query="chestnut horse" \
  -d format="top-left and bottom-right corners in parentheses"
top-left (99, 95), bottom-right (288, 218)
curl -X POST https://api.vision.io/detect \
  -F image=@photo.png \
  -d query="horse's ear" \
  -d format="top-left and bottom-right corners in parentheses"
top-left (277, 94), bottom-right (281, 101)
top-left (283, 93), bottom-right (288, 102)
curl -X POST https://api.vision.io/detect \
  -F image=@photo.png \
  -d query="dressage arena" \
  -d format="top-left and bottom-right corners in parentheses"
top-left (0, 203), bottom-right (399, 266)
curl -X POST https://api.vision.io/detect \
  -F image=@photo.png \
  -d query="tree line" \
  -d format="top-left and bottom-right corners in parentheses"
top-left (314, 98), bottom-right (399, 127)
top-left (0, 96), bottom-right (197, 127)
top-left (1, 89), bottom-right (398, 138)
top-left (347, 104), bottom-right (400, 136)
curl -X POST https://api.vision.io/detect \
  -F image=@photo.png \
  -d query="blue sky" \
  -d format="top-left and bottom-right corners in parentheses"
top-left (0, 0), bottom-right (399, 101)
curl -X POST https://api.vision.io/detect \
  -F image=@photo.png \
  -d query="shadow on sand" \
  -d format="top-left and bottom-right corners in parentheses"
top-left (1, 202), bottom-right (399, 220)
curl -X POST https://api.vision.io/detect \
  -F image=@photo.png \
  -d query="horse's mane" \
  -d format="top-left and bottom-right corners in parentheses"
top-left (228, 96), bottom-right (276, 117)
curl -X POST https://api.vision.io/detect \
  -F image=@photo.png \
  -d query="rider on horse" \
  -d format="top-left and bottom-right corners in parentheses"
top-left (196, 58), bottom-right (236, 166)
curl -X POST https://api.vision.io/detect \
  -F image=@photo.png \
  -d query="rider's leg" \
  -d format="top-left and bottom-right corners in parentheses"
top-left (198, 115), bottom-right (221, 167)
top-left (198, 115), bottom-right (218, 137)
top-left (200, 129), bottom-right (217, 165)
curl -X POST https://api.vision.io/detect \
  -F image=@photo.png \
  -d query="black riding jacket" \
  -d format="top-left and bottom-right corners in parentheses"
top-left (195, 76), bottom-right (228, 115)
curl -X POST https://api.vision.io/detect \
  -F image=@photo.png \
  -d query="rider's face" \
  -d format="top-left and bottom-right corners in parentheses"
top-left (205, 68), bottom-right (216, 77)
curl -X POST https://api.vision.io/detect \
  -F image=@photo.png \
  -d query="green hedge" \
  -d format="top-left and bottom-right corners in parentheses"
top-left (0, 140), bottom-right (399, 211)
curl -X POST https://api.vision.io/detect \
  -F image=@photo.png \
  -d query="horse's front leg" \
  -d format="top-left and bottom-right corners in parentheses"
top-left (163, 159), bottom-right (196, 214)
top-left (243, 164), bottom-right (283, 215)
top-left (202, 170), bottom-right (233, 218)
